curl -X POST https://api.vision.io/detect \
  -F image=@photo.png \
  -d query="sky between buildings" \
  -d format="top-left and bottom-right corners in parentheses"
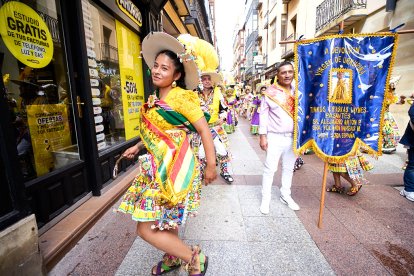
top-left (215, 0), bottom-right (245, 71)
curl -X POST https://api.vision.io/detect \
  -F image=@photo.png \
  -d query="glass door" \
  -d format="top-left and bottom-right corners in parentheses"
top-left (0, 0), bottom-right (90, 229)
top-left (0, 0), bottom-right (80, 181)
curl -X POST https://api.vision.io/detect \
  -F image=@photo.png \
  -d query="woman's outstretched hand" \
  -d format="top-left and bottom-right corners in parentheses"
top-left (204, 163), bottom-right (217, 185)
top-left (122, 141), bottom-right (144, 159)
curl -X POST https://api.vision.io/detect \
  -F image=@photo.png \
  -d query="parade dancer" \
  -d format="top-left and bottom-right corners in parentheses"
top-left (259, 61), bottom-right (300, 213)
top-left (243, 87), bottom-right (254, 120)
top-left (382, 76), bottom-right (401, 153)
top-left (178, 34), bottom-right (234, 184)
top-left (250, 84), bottom-right (267, 135)
top-left (326, 150), bottom-right (373, 196)
top-left (117, 32), bottom-right (216, 276)
top-left (223, 87), bottom-right (238, 134)
top-left (197, 73), bottom-right (234, 184)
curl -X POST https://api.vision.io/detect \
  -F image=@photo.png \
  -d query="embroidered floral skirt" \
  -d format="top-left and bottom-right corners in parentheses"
top-left (328, 153), bottom-right (373, 184)
top-left (382, 111), bottom-right (400, 152)
top-left (118, 153), bottom-right (202, 230)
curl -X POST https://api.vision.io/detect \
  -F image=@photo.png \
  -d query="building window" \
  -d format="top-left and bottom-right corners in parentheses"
top-left (82, 0), bottom-right (145, 151)
top-left (281, 14), bottom-right (287, 40)
top-left (270, 19), bottom-right (276, 50)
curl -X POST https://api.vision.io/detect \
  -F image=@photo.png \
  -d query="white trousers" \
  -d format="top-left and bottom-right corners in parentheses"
top-left (261, 133), bottom-right (296, 201)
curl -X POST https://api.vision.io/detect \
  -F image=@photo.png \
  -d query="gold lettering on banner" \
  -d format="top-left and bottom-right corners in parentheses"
top-left (313, 46), bottom-right (366, 76)
top-left (310, 106), bottom-right (365, 139)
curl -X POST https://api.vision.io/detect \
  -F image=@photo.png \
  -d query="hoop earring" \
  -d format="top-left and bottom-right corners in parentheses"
top-left (172, 80), bottom-right (177, 88)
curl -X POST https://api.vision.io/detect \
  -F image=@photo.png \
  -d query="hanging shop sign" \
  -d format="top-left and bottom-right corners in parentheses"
top-left (115, 19), bottom-right (144, 140)
top-left (0, 1), bottom-right (54, 68)
top-left (116, 0), bottom-right (142, 27)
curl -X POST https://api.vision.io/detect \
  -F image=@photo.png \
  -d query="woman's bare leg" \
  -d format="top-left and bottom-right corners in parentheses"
top-left (333, 172), bottom-right (342, 188)
top-left (340, 172), bottom-right (356, 188)
top-left (137, 222), bottom-right (202, 274)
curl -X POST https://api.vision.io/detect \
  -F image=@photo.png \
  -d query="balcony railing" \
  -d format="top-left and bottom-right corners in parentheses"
top-left (281, 33), bottom-right (295, 58)
top-left (100, 43), bottom-right (118, 63)
top-left (246, 30), bottom-right (258, 48)
top-left (37, 11), bottom-right (60, 44)
top-left (316, 0), bottom-right (367, 32)
top-left (263, 11), bottom-right (269, 29)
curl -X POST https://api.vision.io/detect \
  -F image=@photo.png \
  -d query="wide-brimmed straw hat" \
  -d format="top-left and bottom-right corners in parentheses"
top-left (200, 71), bottom-right (222, 85)
top-left (256, 83), bottom-right (268, 93)
top-left (141, 32), bottom-right (199, 90)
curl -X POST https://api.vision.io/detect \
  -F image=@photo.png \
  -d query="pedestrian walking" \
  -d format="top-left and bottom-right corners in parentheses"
top-left (399, 101), bottom-right (414, 201)
top-left (259, 61), bottom-right (300, 214)
top-left (117, 32), bottom-right (216, 276)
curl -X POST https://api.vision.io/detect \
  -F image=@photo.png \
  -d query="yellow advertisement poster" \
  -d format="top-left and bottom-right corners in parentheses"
top-left (27, 104), bottom-right (71, 176)
top-left (115, 20), bottom-right (144, 140)
top-left (0, 1), bottom-right (54, 68)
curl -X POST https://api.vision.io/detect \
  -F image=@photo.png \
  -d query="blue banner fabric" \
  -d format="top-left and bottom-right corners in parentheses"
top-left (294, 34), bottom-right (398, 163)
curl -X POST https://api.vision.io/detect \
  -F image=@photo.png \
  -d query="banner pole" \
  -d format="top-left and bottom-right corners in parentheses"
top-left (279, 29), bottom-right (414, 44)
top-left (318, 162), bottom-right (329, 228)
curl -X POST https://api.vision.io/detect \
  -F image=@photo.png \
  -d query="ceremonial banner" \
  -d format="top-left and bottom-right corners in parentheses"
top-left (294, 34), bottom-right (398, 162)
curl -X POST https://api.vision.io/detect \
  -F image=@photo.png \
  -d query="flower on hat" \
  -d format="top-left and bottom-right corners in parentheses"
top-left (147, 94), bottom-right (158, 108)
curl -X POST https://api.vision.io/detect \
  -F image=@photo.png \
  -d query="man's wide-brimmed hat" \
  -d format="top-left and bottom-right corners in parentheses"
top-left (141, 32), bottom-right (199, 90)
top-left (256, 83), bottom-right (268, 93)
top-left (200, 71), bottom-right (222, 85)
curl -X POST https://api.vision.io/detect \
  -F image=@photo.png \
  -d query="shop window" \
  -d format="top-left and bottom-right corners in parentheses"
top-left (81, 0), bottom-right (144, 151)
top-left (0, 0), bottom-right (79, 180)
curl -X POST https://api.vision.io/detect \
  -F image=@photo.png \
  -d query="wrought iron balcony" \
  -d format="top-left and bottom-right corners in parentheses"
top-left (37, 11), bottom-right (60, 44)
top-left (246, 30), bottom-right (258, 48)
top-left (263, 11), bottom-right (269, 29)
top-left (316, 0), bottom-right (367, 34)
top-left (281, 33), bottom-right (295, 59)
top-left (99, 43), bottom-right (118, 63)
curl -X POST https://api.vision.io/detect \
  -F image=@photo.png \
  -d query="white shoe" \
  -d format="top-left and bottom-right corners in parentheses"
top-left (400, 189), bottom-right (414, 202)
top-left (280, 195), bottom-right (300, 211)
top-left (260, 200), bottom-right (270, 214)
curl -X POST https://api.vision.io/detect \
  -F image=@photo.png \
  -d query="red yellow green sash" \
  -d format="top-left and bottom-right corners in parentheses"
top-left (139, 100), bottom-right (197, 205)
top-left (263, 84), bottom-right (295, 119)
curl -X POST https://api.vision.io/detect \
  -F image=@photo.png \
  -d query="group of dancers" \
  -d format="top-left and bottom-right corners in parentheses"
top-left (115, 31), bottom-right (409, 275)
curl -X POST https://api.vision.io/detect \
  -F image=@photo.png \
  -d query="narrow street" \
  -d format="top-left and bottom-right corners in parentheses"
top-left (50, 117), bottom-right (413, 276)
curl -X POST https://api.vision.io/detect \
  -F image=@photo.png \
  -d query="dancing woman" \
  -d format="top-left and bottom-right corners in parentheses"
top-left (118, 32), bottom-right (216, 276)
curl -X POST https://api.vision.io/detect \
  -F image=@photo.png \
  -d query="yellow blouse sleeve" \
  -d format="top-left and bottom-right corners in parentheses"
top-left (170, 88), bottom-right (204, 123)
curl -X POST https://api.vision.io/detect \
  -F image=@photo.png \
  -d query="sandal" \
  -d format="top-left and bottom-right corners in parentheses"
top-left (182, 245), bottom-right (209, 276)
top-left (347, 185), bottom-right (362, 196)
top-left (151, 253), bottom-right (181, 275)
top-left (326, 185), bottom-right (345, 194)
top-left (220, 173), bottom-right (234, 184)
top-left (293, 157), bottom-right (304, 171)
